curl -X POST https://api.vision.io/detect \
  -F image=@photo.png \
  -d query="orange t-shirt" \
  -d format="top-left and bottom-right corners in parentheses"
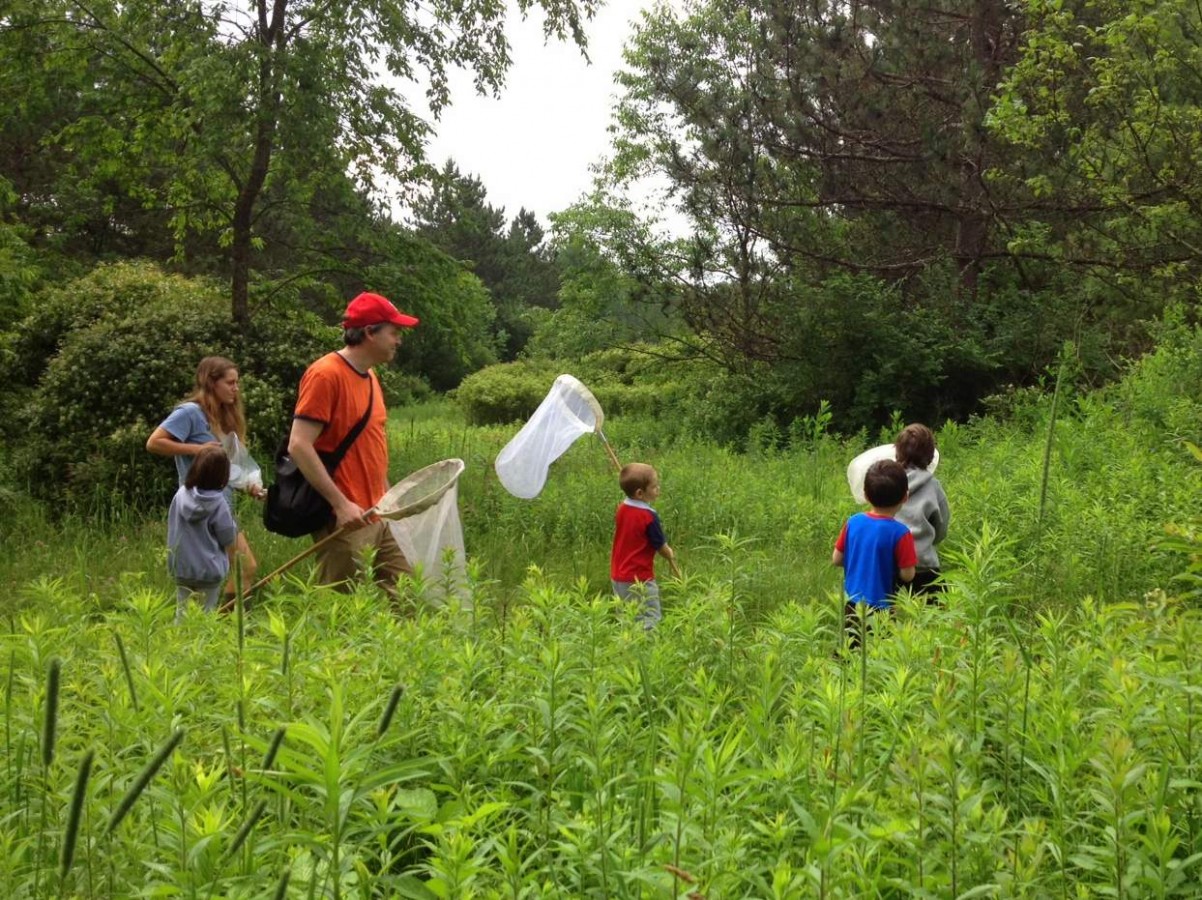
top-left (293, 352), bottom-right (389, 512)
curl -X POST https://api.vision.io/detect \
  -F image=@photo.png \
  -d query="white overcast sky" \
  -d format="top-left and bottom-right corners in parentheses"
top-left (401, 0), bottom-right (659, 228)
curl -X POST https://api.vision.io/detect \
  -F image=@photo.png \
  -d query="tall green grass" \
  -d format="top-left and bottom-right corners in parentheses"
top-left (1, 355), bottom-right (1202, 894)
top-left (0, 543), bottom-right (1200, 895)
top-left (2, 371), bottom-right (1198, 617)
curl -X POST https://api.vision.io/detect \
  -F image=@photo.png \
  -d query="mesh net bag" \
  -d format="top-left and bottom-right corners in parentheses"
top-left (374, 459), bottom-right (468, 605)
top-left (494, 374), bottom-right (605, 499)
top-left (847, 444), bottom-right (940, 503)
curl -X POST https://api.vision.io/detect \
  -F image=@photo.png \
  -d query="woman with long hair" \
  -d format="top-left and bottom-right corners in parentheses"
top-left (147, 356), bottom-right (262, 601)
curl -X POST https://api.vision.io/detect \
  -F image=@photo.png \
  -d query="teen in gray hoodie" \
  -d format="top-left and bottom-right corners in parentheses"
top-left (168, 446), bottom-right (237, 622)
top-left (894, 424), bottom-right (950, 596)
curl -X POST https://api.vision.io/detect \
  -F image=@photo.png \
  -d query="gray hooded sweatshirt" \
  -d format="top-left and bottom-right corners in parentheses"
top-left (896, 468), bottom-right (949, 570)
top-left (167, 486), bottom-right (237, 585)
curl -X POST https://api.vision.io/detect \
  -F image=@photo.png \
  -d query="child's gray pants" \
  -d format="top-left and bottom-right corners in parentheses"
top-left (612, 579), bottom-right (662, 630)
top-left (175, 581), bottom-right (222, 623)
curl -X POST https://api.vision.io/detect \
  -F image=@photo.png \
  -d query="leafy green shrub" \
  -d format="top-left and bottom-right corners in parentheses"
top-left (454, 359), bottom-right (559, 424)
top-left (454, 347), bottom-right (697, 426)
top-left (1113, 313), bottom-right (1202, 444)
top-left (9, 261), bottom-right (337, 513)
top-left (0, 221), bottom-right (40, 333)
top-left (376, 367), bottom-right (434, 407)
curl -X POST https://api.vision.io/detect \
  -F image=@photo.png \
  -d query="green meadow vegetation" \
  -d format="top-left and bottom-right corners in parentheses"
top-left (3, 326), bottom-right (1202, 897)
top-left (9, 0), bottom-right (1202, 894)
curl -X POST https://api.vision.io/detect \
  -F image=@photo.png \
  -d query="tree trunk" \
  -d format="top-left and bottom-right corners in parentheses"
top-left (231, 204), bottom-right (253, 326)
top-left (230, 0), bottom-right (288, 325)
top-left (955, 0), bottom-right (1007, 298)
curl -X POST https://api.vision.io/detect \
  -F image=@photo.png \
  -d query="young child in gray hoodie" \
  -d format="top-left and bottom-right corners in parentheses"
top-left (167, 445), bottom-right (237, 622)
top-left (894, 424), bottom-right (950, 596)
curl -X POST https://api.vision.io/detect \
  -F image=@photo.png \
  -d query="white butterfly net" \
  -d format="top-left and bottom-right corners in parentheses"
top-left (847, 444), bottom-right (940, 503)
top-left (494, 374), bottom-right (605, 499)
top-left (379, 459), bottom-right (468, 606)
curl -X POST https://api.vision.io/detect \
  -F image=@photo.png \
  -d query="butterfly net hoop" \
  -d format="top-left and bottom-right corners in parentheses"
top-left (494, 374), bottom-right (605, 499)
top-left (377, 459), bottom-right (468, 607)
top-left (847, 444), bottom-right (940, 504)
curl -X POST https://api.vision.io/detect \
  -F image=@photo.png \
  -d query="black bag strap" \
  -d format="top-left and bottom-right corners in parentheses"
top-left (322, 373), bottom-right (375, 474)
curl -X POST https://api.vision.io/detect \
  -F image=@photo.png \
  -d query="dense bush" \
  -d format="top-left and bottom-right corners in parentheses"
top-left (1111, 311), bottom-right (1202, 445)
top-left (526, 254), bottom-right (1151, 444)
top-left (453, 359), bottom-right (559, 424)
top-left (8, 262), bottom-right (337, 512)
top-left (0, 221), bottom-right (39, 333)
top-left (454, 347), bottom-right (696, 426)
top-left (375, 367), bottom-right (434, 408)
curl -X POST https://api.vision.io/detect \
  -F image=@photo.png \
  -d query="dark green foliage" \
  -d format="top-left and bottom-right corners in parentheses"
top-left (415, 161), bottom-right (562, 360)
top-left (454, 349), bottom-right (690, 426)
top-left (454, 360), bottom-right (561, 424)
top-left (362, 229), bottom-right (499, 391)
top-left (0, 220), bottom-right (42, 333)
top-left (375, 368), bottom-right (435, 408)
top-left (526, 230), bottom-right (676, 359)
top-left (7, 262), bottom-right (336, 513)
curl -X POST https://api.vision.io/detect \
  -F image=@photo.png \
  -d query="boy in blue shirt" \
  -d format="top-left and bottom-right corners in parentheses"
top-left (833, 459), bottom-right (917, 648)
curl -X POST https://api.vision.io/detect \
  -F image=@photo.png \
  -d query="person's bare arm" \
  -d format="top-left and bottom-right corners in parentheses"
top-left (146, 427), bottom-right (217, 457)
top-left (832, 549), bottom-right (845, 567)
top-left (287, 418), bottom-right (367, 529)
top-left (898, 565), bottom-right (916, 583)
top-left (658, 543), bottom-right (682, 578)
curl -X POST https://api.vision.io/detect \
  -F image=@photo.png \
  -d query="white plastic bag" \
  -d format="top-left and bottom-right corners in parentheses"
top-left (222, 433), bottom-right (263, 492)
top-left (494, 374), bottom-right (604, 499)
top-left (847, 444), bottom-right (940, 504)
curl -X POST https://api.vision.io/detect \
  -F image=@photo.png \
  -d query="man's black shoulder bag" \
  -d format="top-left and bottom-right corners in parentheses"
top-left (263, 377), bottom-right (374, 538)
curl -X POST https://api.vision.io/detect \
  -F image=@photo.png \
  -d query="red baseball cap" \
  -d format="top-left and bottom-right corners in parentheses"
top-left (342, 292), bottom-right (419, 328)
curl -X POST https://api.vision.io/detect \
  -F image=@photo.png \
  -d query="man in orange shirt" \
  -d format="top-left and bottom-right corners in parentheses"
top-left (288, 292), bottom-right (418, 595)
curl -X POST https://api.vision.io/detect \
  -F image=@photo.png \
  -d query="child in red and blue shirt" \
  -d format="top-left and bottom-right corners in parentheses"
top-left (611, 463), bottom-right (678, 630)
top-left (833, 459), bottom-right (917, 647)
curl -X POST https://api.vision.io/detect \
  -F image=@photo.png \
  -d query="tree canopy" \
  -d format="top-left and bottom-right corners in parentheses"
top-left (1, 0), bottom-right (596, 322)
top-left (535, 0), bottom-right (1202, 431)
top-left (413, 161), bottom-right (562, 359)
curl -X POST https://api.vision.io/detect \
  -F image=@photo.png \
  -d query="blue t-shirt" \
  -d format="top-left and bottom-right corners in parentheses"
top-left (158, 402), bottom-right (236, 515)
top-left (159, 402), bottom-right (218, 485)
top-left (835, 512), bottom-right (918, 609)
